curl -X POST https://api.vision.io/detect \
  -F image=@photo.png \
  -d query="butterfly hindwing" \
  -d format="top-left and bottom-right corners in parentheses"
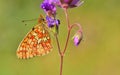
top-left (17, 17), bottom-right (52, 59)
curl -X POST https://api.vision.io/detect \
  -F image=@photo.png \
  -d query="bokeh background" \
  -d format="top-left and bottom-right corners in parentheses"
top-left (0, 0), bottom-right (120, 75)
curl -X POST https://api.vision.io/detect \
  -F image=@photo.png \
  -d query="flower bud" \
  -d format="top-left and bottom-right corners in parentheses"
top-left (73, 30), bottom-right (83, 46)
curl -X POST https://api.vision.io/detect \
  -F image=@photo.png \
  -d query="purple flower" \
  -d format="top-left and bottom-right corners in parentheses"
top-left (73, 30), bottom-right (83, 46)
top-left (59, 0), bottom-right (84, 8)
top-left (40, 1), bottom-right (56, 15)
top-left (43, 0), bottom-right (59, 4)
top-left (46, 16), bottom-right (60, 27)
top-left (74, 36), bottom-right (80, 46)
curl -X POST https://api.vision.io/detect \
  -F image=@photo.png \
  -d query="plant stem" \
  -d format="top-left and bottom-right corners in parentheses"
top-left (70, 23), bottom-right (82, 31)
top-left (54, 33), bottom-right (63, 75)
top-left (63, 29), bottom-right (71, 54)
top-left (54, 33), bottom-right (61, 55)
top-left (59, 8), bottom-right (71, 75)
top-left (60, 55), bottom-right (63, 75)
top-left (55, 8), bottom-right (71, 75)
top-left (63, 8), bottom-right (71, 54)
top-left (64, 8), bottom-right (70, 29)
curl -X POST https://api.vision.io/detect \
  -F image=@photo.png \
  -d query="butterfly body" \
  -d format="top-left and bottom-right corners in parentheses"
top-left (17, 15), bottom-right (52, 59)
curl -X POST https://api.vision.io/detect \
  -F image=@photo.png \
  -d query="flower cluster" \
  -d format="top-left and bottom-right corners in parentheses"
top-left (46, 16), bottom-right (60, 27)
top-left (40, 0), bottom-right (59, 28)
top-left (41, 1), bottom-right (56, 15)
top-left (40, 0), bottom-right (84, 46)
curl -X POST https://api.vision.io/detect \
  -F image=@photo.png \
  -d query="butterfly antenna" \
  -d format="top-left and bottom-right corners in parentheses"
top-left (22, 18), bottom-right (38, 22)
top-left (21, 18), bottom-right (38, 26)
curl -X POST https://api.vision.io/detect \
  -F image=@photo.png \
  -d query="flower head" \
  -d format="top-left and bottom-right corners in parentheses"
top-left (73, 30), bottom-right (83, 46)
top-left (59, 0), bottom-right (84, 8)
top-left (41, 0), bottom-right (56, 15)
top-left (46, 16), bottom-right (60, 27)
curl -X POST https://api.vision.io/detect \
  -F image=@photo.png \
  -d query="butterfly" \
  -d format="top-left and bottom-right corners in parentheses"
top-left (16, 15), bottom-right (52, 59)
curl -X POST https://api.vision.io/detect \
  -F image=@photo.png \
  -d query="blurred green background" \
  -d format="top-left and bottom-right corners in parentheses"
top-left (0, 0), bottom-right (120, 75)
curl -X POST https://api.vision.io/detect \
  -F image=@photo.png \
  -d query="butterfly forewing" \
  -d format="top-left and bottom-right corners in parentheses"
top-left (17, 17), bottom-right (52, 59)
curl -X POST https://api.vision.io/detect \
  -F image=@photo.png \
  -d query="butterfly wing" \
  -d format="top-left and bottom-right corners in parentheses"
top-left (17, 23), bottom-right (52, 59)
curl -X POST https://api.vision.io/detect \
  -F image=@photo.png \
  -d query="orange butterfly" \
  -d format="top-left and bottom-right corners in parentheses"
top-left (16, 15), bottom-right (52, 59)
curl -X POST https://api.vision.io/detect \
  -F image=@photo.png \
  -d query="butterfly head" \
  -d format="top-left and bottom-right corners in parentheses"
top-left (38, 15), bottom-right (46, 23)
